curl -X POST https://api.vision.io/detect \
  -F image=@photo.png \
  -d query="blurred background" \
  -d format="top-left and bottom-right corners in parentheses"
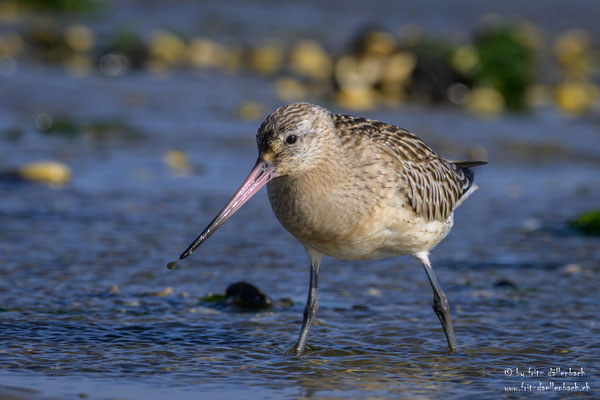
top-left (1, 1), bottom-right (599, 399)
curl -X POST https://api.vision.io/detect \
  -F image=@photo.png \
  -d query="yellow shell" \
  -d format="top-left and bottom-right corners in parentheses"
top-left (554, 80), bottom-right (598, 115)
top-left (19, 161), bottom-right (71, 184)
top-left (289, 40), bottom-right (332, 80)
top-left (163, 149), bottom-right (191, 175)
top-left (466, 86), bottom-right (505, 117)
top-left (250, 43), bottom-right (284, 75)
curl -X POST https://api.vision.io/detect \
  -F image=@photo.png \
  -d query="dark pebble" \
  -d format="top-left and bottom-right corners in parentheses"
top-left (494, 279), bottom-right (517, 288)
top-left (225, 281), bottom-right (272, 310)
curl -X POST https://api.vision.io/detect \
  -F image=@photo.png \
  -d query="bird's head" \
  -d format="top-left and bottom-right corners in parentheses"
top-left (256, 102), bottom-right (334, 177)
top-left (169, 103), bottom-right (334, 264)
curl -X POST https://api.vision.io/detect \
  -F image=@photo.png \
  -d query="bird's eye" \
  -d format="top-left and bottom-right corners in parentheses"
top-left (285, 135), bottom-right (298, 145)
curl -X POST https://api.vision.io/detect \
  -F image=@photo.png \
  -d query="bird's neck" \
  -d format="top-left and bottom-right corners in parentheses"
top-left (267, 153), bottom-right (352, 232)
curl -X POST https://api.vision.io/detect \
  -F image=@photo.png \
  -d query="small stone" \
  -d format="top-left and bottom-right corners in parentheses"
top-left (65, 25), bottom-right (94, 52)
top-left (336, 86), bottom-right (377, 111)
top-left (188, 37), bottom-right (224, 68)
top-left (289, 39), bottom-right (332, 80)
top-left (471, 290), bottom-right (493, 299)
top-left (279, 298), bottom-right (294, 307)
top-left (155, 286), bottom-right (173, 297)
top-left (118, 299), bottom-right (140, 307)
top-left (163, 149), bottom-right (191, 176)
top-left (148, 29), bottom-right (187, 66)
top-left (238, 101), bottom-right (263, 121)
top-left (522, 218), bottom-right (541, 232)
top-left (188, 306), bottom-right (221, 315)
top-left (554, 80), bottom-right (598, 116)
top-left (250, 43), bottom-right (284, 75)
top-left (275, 77), bottom-right (308, 102)
top-left (493, 279), bottom-right (517, 288)
top-left (562, 263), bottom-right (582, 275)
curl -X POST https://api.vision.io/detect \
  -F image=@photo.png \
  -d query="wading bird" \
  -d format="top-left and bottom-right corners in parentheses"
top-left (169, 102), bottom-right (486, 355)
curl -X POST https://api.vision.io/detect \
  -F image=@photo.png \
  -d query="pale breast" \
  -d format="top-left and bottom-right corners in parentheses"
top-left (301, 195), bottom-right (453, 261)
top-left (267, 154), bottom-right (453, 261)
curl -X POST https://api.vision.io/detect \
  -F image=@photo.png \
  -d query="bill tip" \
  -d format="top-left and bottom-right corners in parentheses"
top-left (167, 260), bottom-right (178, 270)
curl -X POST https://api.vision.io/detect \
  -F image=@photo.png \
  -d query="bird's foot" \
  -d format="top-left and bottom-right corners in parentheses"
top-left (284, 342), bottom-right (304, 356)
top-left (447, 344), bottom-right (457, 355)
top-left (284, 342), bottom-right (316, 356)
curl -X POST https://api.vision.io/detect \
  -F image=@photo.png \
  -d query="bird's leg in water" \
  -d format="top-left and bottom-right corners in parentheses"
top-left (416, 252), bottom-right (457, 353)
top-left (287, 250), bottom-right (322, 356)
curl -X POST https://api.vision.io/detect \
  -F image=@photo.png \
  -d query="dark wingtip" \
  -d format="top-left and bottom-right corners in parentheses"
top-left (453, 160), bottom-right (488, 168)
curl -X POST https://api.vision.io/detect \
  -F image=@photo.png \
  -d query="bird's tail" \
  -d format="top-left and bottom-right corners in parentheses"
top-left (455, 161), bottom-right (487, 189)
top-left (452, 160), bottom-right (487, 207)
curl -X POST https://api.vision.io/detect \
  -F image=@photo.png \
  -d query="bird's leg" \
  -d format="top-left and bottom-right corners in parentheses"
top-left (286, 249), bottom-right (322, 356)
top-left (416, 252), bottom-right (457, 353)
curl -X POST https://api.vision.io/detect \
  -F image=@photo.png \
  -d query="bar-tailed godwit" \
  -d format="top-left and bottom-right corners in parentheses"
top-left (169, 102), bottom-right (486, 355)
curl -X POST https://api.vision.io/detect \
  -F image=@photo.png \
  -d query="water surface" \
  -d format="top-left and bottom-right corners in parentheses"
top-left (1, 1), bottom-right (600, 399)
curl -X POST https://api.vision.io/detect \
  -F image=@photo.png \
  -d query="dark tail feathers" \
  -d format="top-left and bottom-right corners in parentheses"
top-left (453, 161), bottom-right (488, 168)
top-left (452, 161), bottom-right (487, 195)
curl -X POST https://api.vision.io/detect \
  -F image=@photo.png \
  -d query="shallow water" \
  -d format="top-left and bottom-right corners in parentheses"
top-left (2, 2), bottom-right (600, 399)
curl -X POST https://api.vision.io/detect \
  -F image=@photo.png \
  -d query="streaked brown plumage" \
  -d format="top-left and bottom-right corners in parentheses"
top-left (333, 113), bottom-right (467, 221)
top-left (173, 102), bottom-right (486, 355)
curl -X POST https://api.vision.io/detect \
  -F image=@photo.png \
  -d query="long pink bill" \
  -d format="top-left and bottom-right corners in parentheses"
top-left (176, 158), bottom-right (278, 262)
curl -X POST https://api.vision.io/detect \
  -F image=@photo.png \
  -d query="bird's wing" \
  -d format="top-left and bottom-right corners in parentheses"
top-left (332, 114), bottom-right (473, 221)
